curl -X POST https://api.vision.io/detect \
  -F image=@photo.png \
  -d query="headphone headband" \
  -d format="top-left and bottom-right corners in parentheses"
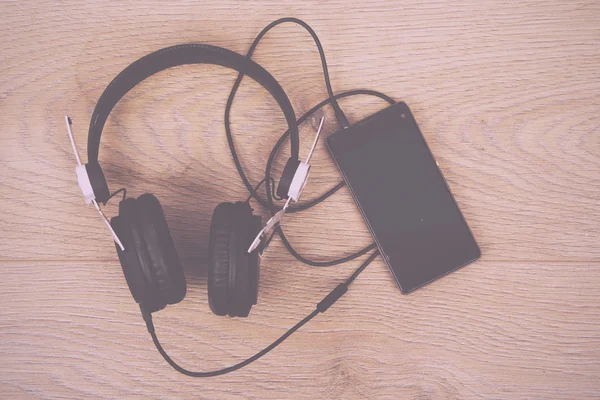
top-left (87, 43), bottom-right (299, 163)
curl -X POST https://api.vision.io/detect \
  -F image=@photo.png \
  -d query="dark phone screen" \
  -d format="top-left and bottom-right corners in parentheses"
top-left (327, 102), bottom-right (480, 293)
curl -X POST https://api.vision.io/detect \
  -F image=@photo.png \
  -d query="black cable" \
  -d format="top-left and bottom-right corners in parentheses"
top-left (245, 178), bottom-right (269, 203)
top-left (140, 18), bottom-right (395, 377)
top-left (229, 89), bottom-right (394, 214)
top-left (244, 177), bottom-right (285, 204)
top-left (105, 187), bottom-right (126, 203)
top-left (279, 234), bottom-right (377, 267)
top-left (222, 18), bottom-right (395, 267)
top-left (228, 90), bottom-right (393, 266)
top-left (224, 17), bottom-right (358, 211)
top-left (262, 89), bottom-right (396, 214)
top-left (259, 90), bottom-right (393, 266)
top-left (144, 250), bottom-right (378, 377)
top-left (345, 250), bottom-right (378, 285)
top-left (260, 90), bottom-right (393, 266)
top-left (149, 310), bottom-right (318, 378)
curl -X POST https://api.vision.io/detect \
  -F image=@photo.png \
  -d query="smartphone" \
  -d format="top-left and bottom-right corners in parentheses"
top-left (326, 102), bottom-right (480, 293)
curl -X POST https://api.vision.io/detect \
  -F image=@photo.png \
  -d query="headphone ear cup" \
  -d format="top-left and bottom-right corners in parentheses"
top-left (137, 194), bottom-right (186, 305)
top-left (111, 213), bottom-right (149, 304)
top-left (208, 202), bottom-right (234, 316)
top-left (208, 202), bottom-right (261, 317)
top-left (228, 202), bottom-right (256, 317)
top-left (111, 198), bottom-right (164, 313)
top-left (246, 208), bottom-right (261, 307)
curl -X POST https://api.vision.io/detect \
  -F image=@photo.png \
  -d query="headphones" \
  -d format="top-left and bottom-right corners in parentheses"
top-left (67, 18), bottom-right (389, 376)
top-left (70, 44), bottom-right (309, 317)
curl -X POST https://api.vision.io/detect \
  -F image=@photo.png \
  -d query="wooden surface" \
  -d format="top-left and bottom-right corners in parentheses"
top-left (1, 1), bottom-right (599, 399)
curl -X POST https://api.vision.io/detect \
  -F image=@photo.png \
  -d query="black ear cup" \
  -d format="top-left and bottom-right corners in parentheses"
top-left (111, 208), bottom-right (157, 309)
top-left (207, 202), bottom-right (233, 316)
top-left (110, 194), bottom-right (186, 313)
top-left (137, 194), bottom-right (186, 305)
top-left (229, 203), bottom-right (251, 317)
top-left (208, 202), bottom-right (261, 317)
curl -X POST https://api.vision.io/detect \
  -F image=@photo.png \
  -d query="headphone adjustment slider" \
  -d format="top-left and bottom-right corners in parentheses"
top-left (65, 116), bottom-right (125, 251)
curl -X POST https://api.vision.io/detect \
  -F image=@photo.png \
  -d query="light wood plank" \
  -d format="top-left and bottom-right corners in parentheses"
top-left (1, 1), bottom-right (600, 398)
top-left (0, 1), bottom-right (598, 261)
top-left (1, 259), bottom-right (599, 399)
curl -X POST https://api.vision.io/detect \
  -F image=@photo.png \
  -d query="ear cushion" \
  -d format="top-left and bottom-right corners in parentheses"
top-left (247, 214), bottom-right (261, 306)
top-left (112, 197), bottom-right (164, 313)
top-left (111, 211), bottom-right (151, 305)
top-left (208, 202), bottom-right (260, 317)
top-left (137, 194), bottom-right (186, 305)
top-left (208, 202), bottom-right (234, 316)
top-left (229, 202), bottom-right (252, 317)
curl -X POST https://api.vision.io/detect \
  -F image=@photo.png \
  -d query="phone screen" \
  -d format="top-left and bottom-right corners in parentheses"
top-left (327, 102), bottom-right (480, 293)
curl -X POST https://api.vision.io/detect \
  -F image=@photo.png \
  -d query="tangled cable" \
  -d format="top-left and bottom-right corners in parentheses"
top-left (148, 17), bottom-right (395, 376)
top-left (224, 18), bottom-right (394, 266)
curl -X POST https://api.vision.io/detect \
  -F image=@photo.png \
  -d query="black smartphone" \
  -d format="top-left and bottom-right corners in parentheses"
top-left (327, 102), bottom-right (480, 293)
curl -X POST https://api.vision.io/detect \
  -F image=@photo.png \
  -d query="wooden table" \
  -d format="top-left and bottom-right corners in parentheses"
top-left (1, 1), bottom-right (599, 398)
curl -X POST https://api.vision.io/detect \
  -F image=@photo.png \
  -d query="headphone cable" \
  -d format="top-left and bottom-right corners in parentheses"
top-left (143, 250), bottom-right (378, 377)
top-left (143, 18), bottom-right (390, 376)
top-left (226, 17), bottom-right (359, 209)
top-left (223, 18), bottom-right (395, 267)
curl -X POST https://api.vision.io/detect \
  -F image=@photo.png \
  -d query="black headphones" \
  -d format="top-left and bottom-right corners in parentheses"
top-left (68, 18), bottom-right (389, 376)
top-left (77, 44), bottom-right (304, 317)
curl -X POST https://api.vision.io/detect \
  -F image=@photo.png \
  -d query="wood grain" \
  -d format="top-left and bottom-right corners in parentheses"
top-left (1, 259), bottom-right (600, 399)
top-left (1, 0), bottom-right (599, 399)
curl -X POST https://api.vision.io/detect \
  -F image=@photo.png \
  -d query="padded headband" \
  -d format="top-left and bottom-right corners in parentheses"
top-left (87, 43), bottom-right (299, 163)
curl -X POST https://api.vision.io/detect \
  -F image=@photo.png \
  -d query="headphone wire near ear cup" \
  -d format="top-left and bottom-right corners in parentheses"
top-left (222, 17), bottom-right (395, 265)
top-left (74, 16), bottom-right (397, 376)
top-left (106, 187), bottom-right (127, 203)
top-left (142, 250), bottom-right (378, 377)
top-left (244, 177), bottom-right (281, 204)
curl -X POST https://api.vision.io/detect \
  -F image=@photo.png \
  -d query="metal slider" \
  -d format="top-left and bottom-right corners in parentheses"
top-left (65, 116), bottom-right (125, 251)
